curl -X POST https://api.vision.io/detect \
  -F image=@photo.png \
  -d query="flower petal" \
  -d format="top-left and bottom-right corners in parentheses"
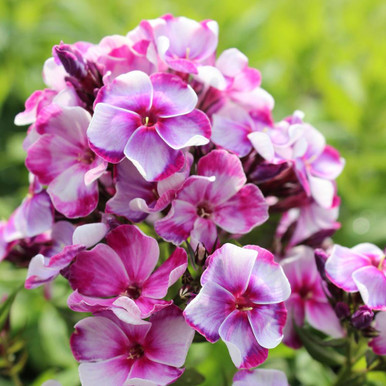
top-left (124, 126), bottom-right (185, 181)
top-left (219, 310), bottom-right (268, 369)
top-left (201, 243), bottom-right (257, 295)
top-left (233, 368), bottom-right (289, 386)
top-left (106, 225), bottom-right (159, 284)
top-left (88, 103), bottom-right (140, 163)
top-left (146, 305), bottom-right (194, 367)
top-left (190, 217), bottom-right (218, 252)
top-left (183, 281), bottom-right (235, 342)
top-left (156, 110), bottom-right (211, 149)
top-left (213, 184), bottom-right (268, 234)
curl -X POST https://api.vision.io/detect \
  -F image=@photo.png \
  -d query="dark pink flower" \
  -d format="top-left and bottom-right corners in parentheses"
top-left (325, 243), bottom-right (386, 310)
top-left (184, 243), bottom-right (290, 369)
top-left (155, 149), bottom-right (268, 251)
top-left (71, 305), bottom-right (194, 386)
top-left (67, 224), bottom-right (187, 318)
top-left (88, 70), bottom-right (211, 181)
top-left (233, 368), bottom-right (288, 386)
top-left (281, 246), bottom-right (343, 349)
top-left (26, 105), bottom-right (107, 218)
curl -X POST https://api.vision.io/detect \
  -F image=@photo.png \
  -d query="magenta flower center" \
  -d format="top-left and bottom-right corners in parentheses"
top-left (78, 149), bottom-right (96, 165)
top-left (123, 285), bottom-right (142, 300)
top-left (196, 203), bottom-right (213, 219)
top-left (298, 286), bottom-right (313, 300)
top-left (234, 295), bottom-right (255, 312)
top-left (127, 344), bottom-right (144, 360)
top-left (141, 110), bottom-right (158, 127)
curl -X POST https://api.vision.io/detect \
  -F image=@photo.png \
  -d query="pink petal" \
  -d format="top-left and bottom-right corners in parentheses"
top-left (71, 316), bottom-right (129, 361)
top-left (111, 297), bottom-right (152, 328)
top-left (95, 70), bottom-right (153, 112)
top-left (219, 311), bottom-right (268, 369)
top-left (150, 72), bottom-right (197, 117)
top-left (213, 184), bottom-right (268, 234)
top-left (142, 247), bottom-right (187, 299)
top-left (106, 225), bottom-right (159, 284)
top-left (78, 357), bottom-right (130, 386)
top-left (145, 305), bottom-right (194, 367)
top-left (305, 300), bottom-right (344, 337)
top-left (283, 295), bottom-right (305, 349)
top-left (68, 290), bottom-right (116, 313)
top-left (211, 114), bottom-right (252, 157)
top-left (134, 297), bottom-right (172, 318)
top-left (311, 145), bottom-right (344, 180)
top-left (88, 103), bottom-right (140, 163)
top-left (129, 357), bottom-right (183, 385)
top-left (124, 126), bottom-right (185, 181)
top-left (176, 175), bottom-right (214, 205)
top-left (352, 266), bottom-right (386, 310)
top-left (183, 281), bottom-right (235, 342)
top-left (72, 223), bottom-right (109, 249)
top-left (67, 244), bottom-right (129, 297)
top-left (247, 131), bottom-right (275, 161)
top-left (309, 175), bottom-right (335, 208)
top-left (325, 245), bottom-right (371, 292)
top-left (190, 217), bottom-right (218, 252)
top-left (369, 312), bottom-right (386, 355)
top-left (155, 199), bottom-right (197, 245)
top-left (156, 110), bottom-right (211, 149)
top-left (105, 159), bottom-right (157, 222)
top-left (25, 254), bottom-right (59, 289)
top-left (248, 303), bottom-right (286, 349)
top-left (47, 164), bottom-right (99, 218)
top-left (244, 245), bottom-right (291, 304)
top-left (216, 48), bottom-right (248, 77)
top-left (197, 149), bottom-right (246, 205)
top-left (201, 243), bottom-right (257, 295)
top-left (233, 369), bottom-right (289, 386)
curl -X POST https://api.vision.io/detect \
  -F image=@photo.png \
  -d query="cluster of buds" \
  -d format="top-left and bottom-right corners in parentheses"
top-left (1, 13), bottom-right (385, 386)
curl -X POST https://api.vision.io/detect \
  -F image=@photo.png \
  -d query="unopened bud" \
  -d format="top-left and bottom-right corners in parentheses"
top-left (314, 248), bottom-right (328, 280)
top-left (54, 43), bottom-right (87, 79)
top-left (335, 302), bottom-right (350, 320)
top-left (351, 305), bottom-right (374, 330)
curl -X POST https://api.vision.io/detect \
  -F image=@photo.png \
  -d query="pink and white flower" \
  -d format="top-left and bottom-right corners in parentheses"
top-left (156, 150), bottom-right (269, 251)
top-left (325, 243), bottom-right (386, 311)
top-left (71, 305), bottom-right (194, 386)
top-left (233, 368), bottom-right (288, 386)
top-left (281, 246), bottom-right (343, 348)
top-left (369, 312), bottom-right (386, 355)
top-left (67, 224), bottom-right (187, 318)
top-left (26, 105), bottom-right (107, 218)
top-left (88, 70), bottom-right (211, 181)
top-left (184, 243), bottom-right (290, 368)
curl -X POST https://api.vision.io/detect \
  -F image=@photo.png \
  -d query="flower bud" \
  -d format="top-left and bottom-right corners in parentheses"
top-left (54, 43), bottom-right (88, 79)
top-left (351, 305), bottom-right (374, 330)
top-left (314, 248), bottom-right (328, 280)
top-left (335, 301), bottom-right (350, 320)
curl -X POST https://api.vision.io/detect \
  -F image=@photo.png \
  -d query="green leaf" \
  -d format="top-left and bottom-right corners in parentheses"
top-left (365, 350), bottom-right (378, 368)
top-left (294, 324), bottom-right (345, 367)
top-left (173, 368), bottom-right (205, 386)
top-left (0, 285), bottom-right (22, 331)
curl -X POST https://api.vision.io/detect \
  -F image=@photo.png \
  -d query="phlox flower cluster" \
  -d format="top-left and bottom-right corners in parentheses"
top-left (1, 13), bottom-right (385, 386)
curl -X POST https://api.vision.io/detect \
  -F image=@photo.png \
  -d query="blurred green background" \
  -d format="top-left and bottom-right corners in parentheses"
top-left (0, 0), bottom-right (386, 385)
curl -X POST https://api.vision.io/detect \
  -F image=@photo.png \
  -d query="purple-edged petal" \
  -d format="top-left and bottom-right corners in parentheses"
top-left (211, 114), bottom-right (252, 157)
top-left (248, 303), bottom-right (286, 349)
top-left (106, 225), bottom-right (159, 284)
top-left (142, 247), bottom-right (187, 299)
top-left (213, 184), bottom-right (268, 234)
top-left (244, 245), bottom-right (291, 304)
top-left (219, 311), bottom-right (268, 368)
top-left (201, 243), bottom-right (257, 295)
top-left (71, 316), bottom-right (129, 361)
top-left (72, 223), bottom-right (108, 249)
top-left (67, 244), bottom-right (129, 297)
top-left (134, 297), bottom-right (172, 318)
top-left (124, 126), bottom-right (185, 181)
top-left (190, 217), bottom-right (218, 252)
top-left (369, 312), bottom-right (386, 355)
top-left (95, 70), bottom-right (153, 112)
top-left (47, 163), bottom-right (98, 218)
top-left (325, 245), bottom-right (371, 292)
top-left (309, 175), bottom-right (335, 208)
top-left (352, 266), bottom-right (386, 310)
top-left (311, 145), bottom-right (345, 180)
top-left (68, 291), bottom-right (116, 313)
top-left (151, 72), bottom-right (197, 117)
top-left (146, 305), bottom-right (194, 367)
top-left (233, 368), bottom-right (289, 386)
top-left (129, 357), bottom-right (183, 385)
top-left (155, 199), bottom-right (197, 245)
top-left (78, 357), bottom-right (130, 386)
top-left (183, 281), bottom-right (235, 342)
top-left (247, 131), bottom-right (274, 161)
top-left (88, 103), bottom-right (140, 163)
top-left (305, 300), bottom-right (344, 337)
top-left (25, 254), bottom-right (59, 289)
top-left (156, 110), bottom-right (211, 149)
top-left (197, 149), bottom-right (246, 205)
